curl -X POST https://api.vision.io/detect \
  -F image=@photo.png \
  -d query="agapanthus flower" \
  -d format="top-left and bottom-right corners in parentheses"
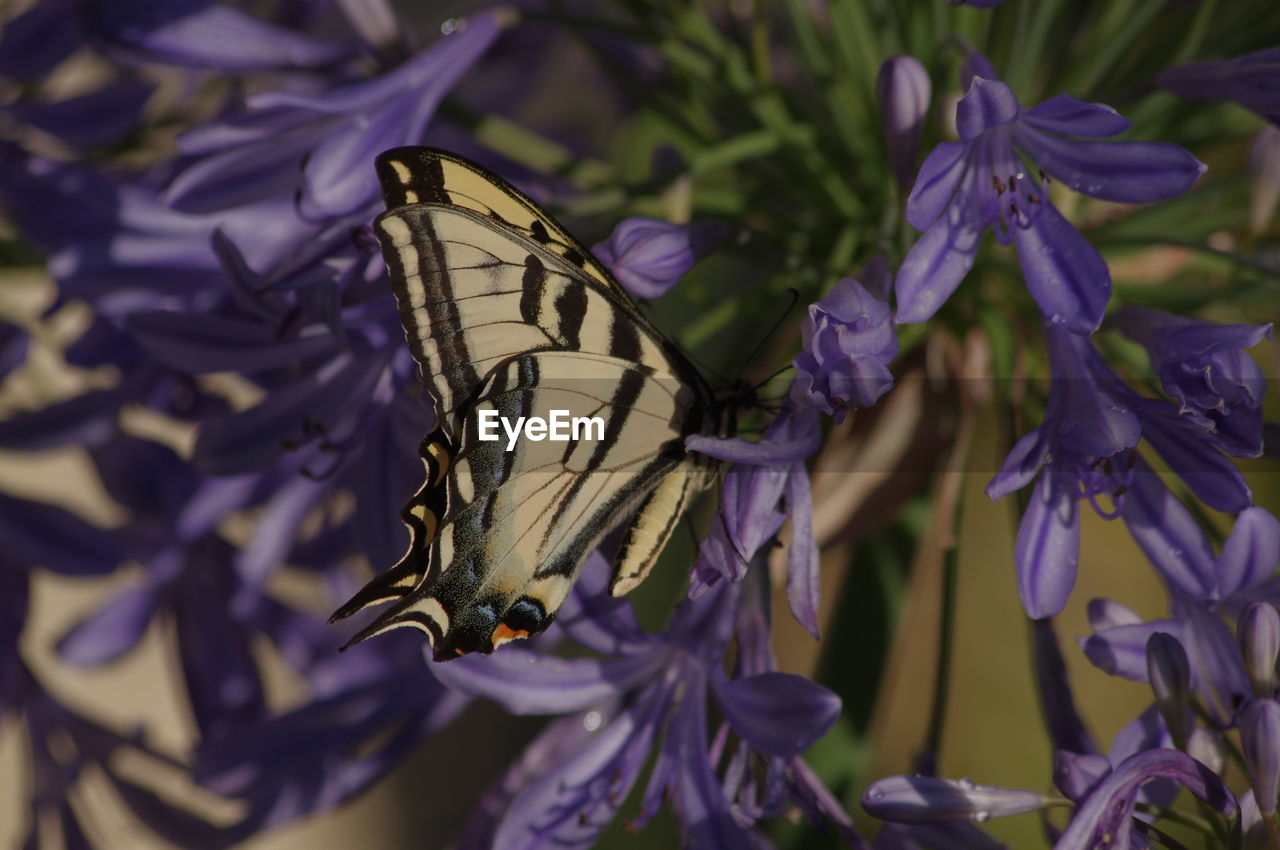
top-left (897, 53), bottom-right (1204, 334)
top-left (877, 56), bottom-right (932, 190)
top-left (987, 324), bottom-right (1254, 618)
top-left (1113, 305), bottom-right (1272, 457)
top-left (864, 744), bottom-right (1232, 850)
top-left (1081, 507), bottom-right (1280, 722)
top-left (791, 276), bottom-right (898, 423)
top-left (433, 554), bottom-right (850, 849)
top-left (1160, 47), bottom-right (1280, 125)
top-left (592, 217), bottom-right (726, 299)
top-left (686, 407), bottom-right (824, 635)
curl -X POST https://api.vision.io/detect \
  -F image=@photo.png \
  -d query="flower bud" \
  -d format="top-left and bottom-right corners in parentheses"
top-left (592, 217), bottom-right (725, 299)
top-left (1146, 632), bottom-right (1192, 748)
top-left (790, 277), bottom-right (898, 424)
top-left (1240, 602), bottom-right (1280, 699)
top-left (876, 56), bottom-right (931, 190)
top-left (862, 775), bottom-right (1047, 823)
top-left (1241, 699), bottom-right (1280, 815)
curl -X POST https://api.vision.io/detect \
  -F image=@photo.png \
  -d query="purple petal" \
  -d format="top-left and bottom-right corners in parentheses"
top-left (686, 407), bottom-right (821, 465)
top-left (57, 584), bottom-right (160, 667)
top-left (1218, 508), bottom-right (1280, 600)
top-left (1012, 202), bottom-right (1110, 333)
top-left (5, 81), bottom-right (153, 149)
top-left (432, 648), bottom-right (663, 715)
top-left (234, 473), bottom-right (328, 590)
top-left (91, 4), bottom-right (348, 70)
top-left (1015, 128), bottom-right (1205, 203)
top-left (896, 170), bottom-right (989, 324)
top-left (1055, 749), bottom-right (1235, 849)
top-left (1146, 632), bottom-right (1192, 746)
top-left (985, 428), bottom-right (1050, 501)
top-left (785, 472), bottom-right (821, 638)
top-left (492, 689), bottom-right (667, 850)
top-left (162, 128), bottom-right (320, 213)
top-left (1081, 620), bottom-right (1183, 682)
top-left (1120, 464), bottom-right (1216, 599)
top-left (126, 311), bottom-right (340, 374)
top-left (89, 434), bottom-right (198, 518)
top-left (955, 78), bottom-right (1020, 140)
top-left (668, 691), bottom-right (753, 850)
top-left (713, 672), bottom-right (839, 758)
top-left (1134, 398), bottom-right (1253, 513)
top-left (557, 552), bottom-right (649, 655)
top-left (1021, 95), bottom-right (1131, 138)
top-left (1086, 598), bottom-right (1143, 632)
top-left (298, 17), bottom-right (501, 218)
top-left (904, 142), bottom-right (968, 231)
top-left (0, 492), bottom-right (123, 575)
top-left (862, 775), bottom-right (1048, 823)
top-left (0, 320), bottom-right (29, 381)
top-left (0, 386), bottom-right (129, 450)
top-left (1015, 471), bottom-right (1079, 619)
top-left (193, 350), bottom-right (390, 475)
top-left (0, 0), bottom-right (81, 81)
top-left (1179, 600), bottom-right (1252, 722)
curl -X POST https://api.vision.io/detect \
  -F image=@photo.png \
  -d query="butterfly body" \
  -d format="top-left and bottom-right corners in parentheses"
top-left (331, 147), bottom-right (719, 660)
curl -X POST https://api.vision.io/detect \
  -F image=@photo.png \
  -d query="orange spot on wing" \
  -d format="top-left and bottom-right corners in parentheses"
top-left (491, 623), bottom-right (531, 647)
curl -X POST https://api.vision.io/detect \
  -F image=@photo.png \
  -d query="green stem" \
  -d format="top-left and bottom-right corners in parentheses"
top-left (919, 542), bottom-right (959, 775)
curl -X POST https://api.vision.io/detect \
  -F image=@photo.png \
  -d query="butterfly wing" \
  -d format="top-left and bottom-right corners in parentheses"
top-left (331, 148), bottom-right (717, 659)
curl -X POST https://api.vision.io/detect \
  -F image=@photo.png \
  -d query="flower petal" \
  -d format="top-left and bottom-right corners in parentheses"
top-left (1015, 471), bottom-right (1079, 619)
top-left (1021, 95), bottom-right (1131, 138)
top-left (1218, 508), bottom-right (1280, 600)
top-left (57, 584), bottom-right (160, 667)
top-left (896, 173), bottom-right (989, 324)
top-left (955, 78), bottom-right (1020, 140)
top-left (713, 672), bottom-right (839, 758)
top-left (785, 472), bottom-right (821, 639)
top-left (1012, 203), bottom-right (1110, 334)
top-left (1055, 749), bottom-right (1236, 850)
top-left (1120, 464), bottom-right (1216, 599)
top-left (432, 648), bottom-right (663, 715)
top-left (1015, 128), bottom-right (1205, 203)
top-left (1080, 620), bottom-right (1183, 682)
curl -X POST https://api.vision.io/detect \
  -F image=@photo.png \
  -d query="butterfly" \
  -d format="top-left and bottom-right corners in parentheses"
top-left (329, 147), bottom-right (724, 661)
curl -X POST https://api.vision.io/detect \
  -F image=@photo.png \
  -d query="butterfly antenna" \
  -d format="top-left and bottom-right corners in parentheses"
top-left (735, 288), bottom-right (801, 382)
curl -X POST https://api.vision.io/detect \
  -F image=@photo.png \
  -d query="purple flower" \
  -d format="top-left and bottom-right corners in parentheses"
top-left (1160, 47), bottom-right (1280, 125)
top-left (686, 407), bottom-right (824, 636)
top-left (987, 326), bottom-right (1141, 617)
top-left (1055, 749), bottom-right (1235, 849)
top-left (163, 12), bottom-right (501, 219)
top-left (1082, 507), bottom-right (1280, 722)
top-left (1113, 305), bottom-right (1272, 457)
top-left (591, 217), bottom-right (726, 298)
top-left (877, 56), bottom-right (932, 190)
top-left (897, 55), bottom-right (1204, 334)
top-left (434, 555), bottom-right (850, 848)
top-left (790, 277), bottom-right (898, 423)
top-left (987, 324), bottom-right (1256, 618)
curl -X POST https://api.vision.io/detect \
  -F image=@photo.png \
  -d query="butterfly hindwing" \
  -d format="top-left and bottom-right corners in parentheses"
top-left (333, 147), bottom-right (718, 659)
